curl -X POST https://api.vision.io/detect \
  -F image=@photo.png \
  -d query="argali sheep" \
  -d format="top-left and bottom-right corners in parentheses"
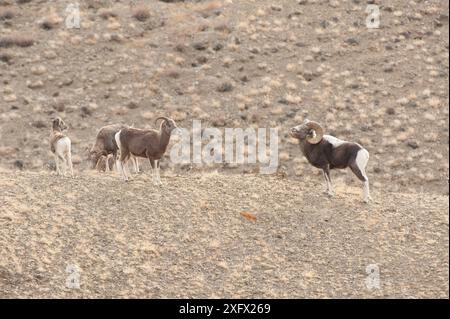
top-left (115, 117), bottom-right (178, 185)
top-left (89, 123), bottom-right (139, 173)
top-left (50, 117), bottom-right (74, 178)
top-left (290, 119), bottom-right (371, 203)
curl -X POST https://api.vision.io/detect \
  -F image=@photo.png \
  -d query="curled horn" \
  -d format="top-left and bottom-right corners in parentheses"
top-left (155, 116), bottom-right (171, 125)
top-left (305, 121), bottom-right (324, 144)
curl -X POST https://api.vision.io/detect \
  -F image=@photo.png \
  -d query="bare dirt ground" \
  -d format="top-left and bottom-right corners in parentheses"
top-left (0, 169), bottom-right (448, 298)
top-left (0, 0), bottom-right (449, 298)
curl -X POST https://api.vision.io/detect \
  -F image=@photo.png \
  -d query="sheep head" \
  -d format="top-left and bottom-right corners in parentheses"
top-left (88, 148), bottom-right (103, 169)
top-left (51, 117), bottom-right (68, 132)
top-left (290, 119), bottom-right (324, 144)
top-left (155, 117), bottom-right (178, 135)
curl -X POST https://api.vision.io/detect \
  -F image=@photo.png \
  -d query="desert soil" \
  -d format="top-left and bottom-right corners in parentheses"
top-left (0, 169), bottom-right (448, 298)
top-left (0, 0), bottom-right (449, 298)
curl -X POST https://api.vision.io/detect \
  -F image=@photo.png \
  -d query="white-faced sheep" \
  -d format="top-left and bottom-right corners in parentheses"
top-left (290, 119), bottom-right (371, 203)
top-left (50, 117), bottom-right (73, 178)
top-left (89, 123), bottom-right (139, 173)
top-left (114, 117), bottom-right (178, 185)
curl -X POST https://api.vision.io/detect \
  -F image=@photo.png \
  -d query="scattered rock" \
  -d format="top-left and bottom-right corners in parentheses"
top-left (345, 38), bottom-right (359, 46)
top-left (31, 65), bottom-right (47, 75)
top-left (407, 140), bottom-right (419, 149)
top-left (193, 41), bottom-right (208, 51)
top-left (26, 80), bottom-right (44, 89)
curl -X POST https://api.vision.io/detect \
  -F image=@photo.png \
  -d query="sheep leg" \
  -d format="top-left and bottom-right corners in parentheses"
top-left (124, 158), bottom-right (132, 179)
top-left (155, 160), bottom-right (162, 186)
top-left (66, 151), bottom-right (74, 178)
top-left (117, 152), bottom-right (130, 182)
top-left (117, 160), bottom-right (129, 181)
top-left (116, 159), bottom-right (124, 180)
top-left (129, 156), bottom-right (138, 174)
top-left (105, 154), bottom-right (114, 173)
top-left (149, 158), bottom-right (159, 185)
top-left (112, 151), bottom-right (119, 173)
top-left (95, 157), bottom-right (103, 172)
top-left (132, 156), bottom-right (140, 173)
top-left (323, 167), bottom-right (334, 196)
top-left (123, 157), bottom-right (131, 180)
top-left (105, 155), bottom-right (111, 172)
top-left (60, 154), bottom-right (67, 176)
top-left (54, 154), bottom-right (62, 175)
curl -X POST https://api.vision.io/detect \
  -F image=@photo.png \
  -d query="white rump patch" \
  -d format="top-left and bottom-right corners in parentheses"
top-left (114, 130), bottom-right (122, 152)
top-left (55, 136), bottom-right (71, 156)
top-left (323, 135), bottom-right (346, 148)
top-left (355, 148), bottom-right (370, 180)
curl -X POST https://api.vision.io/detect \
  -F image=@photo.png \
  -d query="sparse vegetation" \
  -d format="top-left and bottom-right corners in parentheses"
top-left (0, 52), bottom-right (13, 63)
top-left (132, 5), bottom-right (151, 22)
top-left (0, 0), bottom-right (448, 298)
top-left (98, 8), bottom-right (118, 20)
top-left (0, 35), bottom-right (34, 48)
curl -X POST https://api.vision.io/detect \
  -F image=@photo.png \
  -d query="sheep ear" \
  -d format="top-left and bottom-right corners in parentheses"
top-left (303, 119), bottom-right (310, 124)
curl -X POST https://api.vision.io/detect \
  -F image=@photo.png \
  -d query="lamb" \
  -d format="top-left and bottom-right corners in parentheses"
top-left (89, 123), bottom-right (139, 173)
top-left (114, 117), bottom-right (178, 185)
top-left (290, 119), bottom-right (371, 203)
top-left (50, 117), bottom-right (74, 178)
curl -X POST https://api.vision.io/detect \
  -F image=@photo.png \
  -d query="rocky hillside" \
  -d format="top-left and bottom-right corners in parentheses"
top-left (0, 170), bottom-right (448, 298)
top-left (0, 0), bottom-right (448, 195)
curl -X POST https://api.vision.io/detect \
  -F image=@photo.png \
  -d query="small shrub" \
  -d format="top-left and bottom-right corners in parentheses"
top-left (132, 5), bottom-right (151, 22)
top-left (0, 36), bottom-right (34, 48)
top-left (14, 36), bottom-right (35, 47)
top-left (98, 8), bottom-right (118, 20)
top-left (0, 52), bottom-right (13, 64)
top-left (0, 9), bottom-right (15, 20)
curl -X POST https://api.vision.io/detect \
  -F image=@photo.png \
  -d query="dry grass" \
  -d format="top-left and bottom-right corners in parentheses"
top-left (0, 35), bottom-right (34, 48)
top-left (0, 171), bottom-right (447, 298)
top-left (132, 5), bottom-right (151, 22)
top-left (98, 8), bottom-right (118, 20)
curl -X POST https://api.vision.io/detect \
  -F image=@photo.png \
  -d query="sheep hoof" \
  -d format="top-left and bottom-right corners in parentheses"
top-left (325, 190), bottom-right (334, 197)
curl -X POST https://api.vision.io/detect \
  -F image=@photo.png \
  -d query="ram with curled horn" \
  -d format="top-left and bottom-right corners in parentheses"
top-left (114, 116), bottom-right (179, 185)
top-left (290, 119), bottom-right (371, 203)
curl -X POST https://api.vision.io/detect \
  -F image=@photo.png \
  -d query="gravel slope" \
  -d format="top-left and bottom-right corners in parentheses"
top-left (0, 170), bottom-right (448, 298)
